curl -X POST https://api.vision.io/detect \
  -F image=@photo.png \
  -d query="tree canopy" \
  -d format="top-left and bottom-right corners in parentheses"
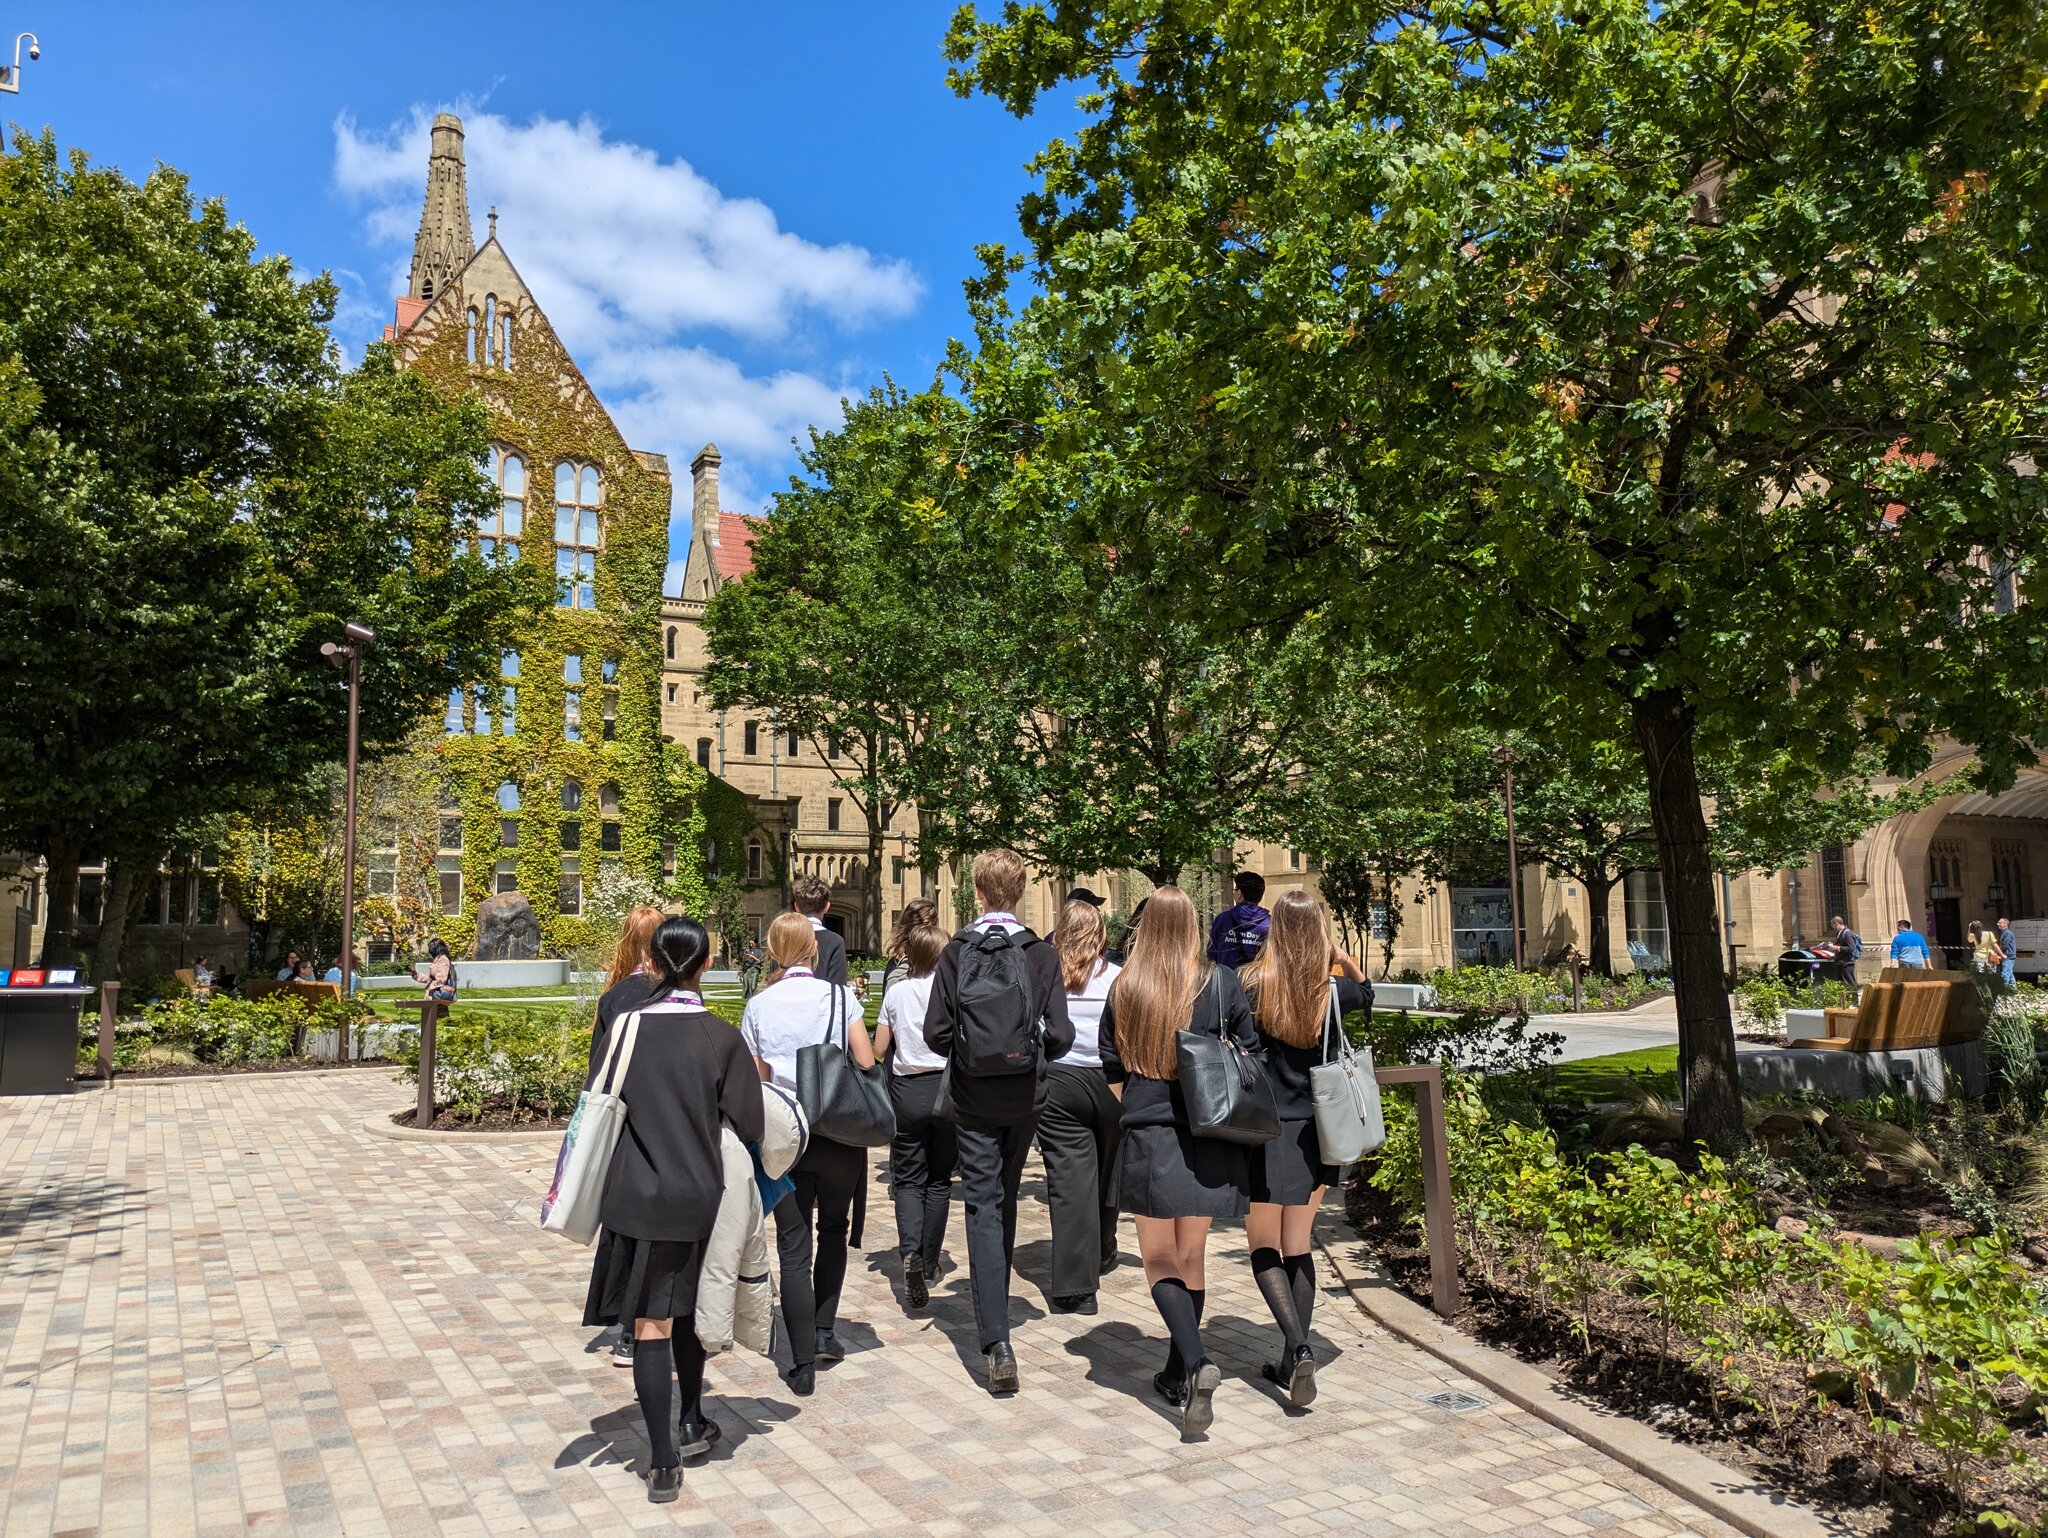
top-left (0, 131), bottom-right (548, 966)
top-left (946, 0), bottom-right (2048, 1145)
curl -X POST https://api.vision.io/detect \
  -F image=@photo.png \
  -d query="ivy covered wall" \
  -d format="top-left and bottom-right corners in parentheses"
top-left (380, 244), bottom-right (713, 956)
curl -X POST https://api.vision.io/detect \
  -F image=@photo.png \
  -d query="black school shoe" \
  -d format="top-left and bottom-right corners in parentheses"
top-left (647, 1464), bottom-right (682, 1504)
top-left (903, 1254), bottom-right (929, 1310)
top-left (1048, 1293), bottom-right (1097, 1315)
top-left (784, 1362), bottom-right (815, 1397)
top-left (1180, 1362), bottom-right (1222, 1441)
top-left (1261, 1345), bottom-right (1318, 1408)
top-left (815, 1330), bottom-right (847, 1364)
top-left (611, 1334), bottom-right (635, 1368)
top-left (1152, 1371), bottom-right (1188, 1407)
top-left (677, 1416), bottom-right (723, 1461)
top-left (985, 1341), bottom-right (1019, 1395)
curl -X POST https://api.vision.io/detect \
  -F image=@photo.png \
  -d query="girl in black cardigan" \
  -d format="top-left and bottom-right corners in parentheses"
top-left (583, 916), bottom-right (764, 1504)
top-left (1239, 891), bottom-right (1374, 1409)
top-left (1100, 885), bottom-right (1258, 1441)
top-left (586, 905), bottom-right (669, 1370)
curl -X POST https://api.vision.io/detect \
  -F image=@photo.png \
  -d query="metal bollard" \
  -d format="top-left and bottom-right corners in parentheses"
top-left (97, 979), bottom-right (119, 1081)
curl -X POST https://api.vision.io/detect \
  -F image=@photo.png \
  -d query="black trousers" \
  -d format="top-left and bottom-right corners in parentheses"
top-left (774, 1137), bottom-right (864, 1368)
top-left (955, 1115), bottom-right (1037, 1352)
top-left (888, 1070), bottom-right (956, 1270)
top-left (1036, 1064), bottom-right (1121, 1298)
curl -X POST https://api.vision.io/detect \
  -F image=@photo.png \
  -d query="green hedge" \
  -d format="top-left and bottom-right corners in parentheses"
top-left (83, 992), bottom-right (374, 1069)
top-left (1369, 1074), bottom-right (2048, 1528)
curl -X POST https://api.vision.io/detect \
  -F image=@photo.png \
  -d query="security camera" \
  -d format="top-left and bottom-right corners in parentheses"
top-left (27, 42), bottom-right (37, 60)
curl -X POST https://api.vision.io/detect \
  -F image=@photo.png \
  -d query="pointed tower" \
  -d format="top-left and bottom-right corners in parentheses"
top-left (407, 113), bottom-right (475, 303)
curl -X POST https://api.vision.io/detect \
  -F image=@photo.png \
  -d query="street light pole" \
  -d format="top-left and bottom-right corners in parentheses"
top-left (1495, 741), bottom-right (1524, 971)
top-left (0, 32), bottom-right (39, 95)
top-left (322, 623), bottom-right (374, 1059)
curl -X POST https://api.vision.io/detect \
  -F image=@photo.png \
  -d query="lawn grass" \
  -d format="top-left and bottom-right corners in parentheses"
top-left (1546, 1045), bottom-right (1681, 1104)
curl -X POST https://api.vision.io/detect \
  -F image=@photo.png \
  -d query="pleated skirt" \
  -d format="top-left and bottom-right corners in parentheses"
top-left (1109, 1123), bottom-right (1249, 1221)
top-left (582, 1228), bottom-right (707, 1326)
top-left (1247, 1117), bottom-right (1337, 1206)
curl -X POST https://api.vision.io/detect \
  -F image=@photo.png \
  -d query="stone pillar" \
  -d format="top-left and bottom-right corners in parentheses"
top-left (692, 444), bottom-right (722, 539)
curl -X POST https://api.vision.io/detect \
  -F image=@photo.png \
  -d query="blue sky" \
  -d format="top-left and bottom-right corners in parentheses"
top-left (6, 1), bottom-right (1064, 588)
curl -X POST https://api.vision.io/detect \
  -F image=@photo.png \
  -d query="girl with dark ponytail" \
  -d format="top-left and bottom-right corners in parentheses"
top-left (582, 915), bottom-right (765, 1504)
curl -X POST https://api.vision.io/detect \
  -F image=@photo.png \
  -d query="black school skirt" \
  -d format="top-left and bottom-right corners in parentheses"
top-left (1247, 1117), bottom-right (1336, 1206)
top-left (1109, 1123), bottom-right (1249, 1221)
top-left (582, 1229), bottom-right (707, 1326)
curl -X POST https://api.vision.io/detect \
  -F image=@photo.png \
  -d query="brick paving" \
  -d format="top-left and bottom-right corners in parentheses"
top-left (0, 1070), bottom-right (1738, 1537)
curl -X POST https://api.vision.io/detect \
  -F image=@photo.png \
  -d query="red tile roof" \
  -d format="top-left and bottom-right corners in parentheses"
top-left (713, 511), bottom-right (762, 580)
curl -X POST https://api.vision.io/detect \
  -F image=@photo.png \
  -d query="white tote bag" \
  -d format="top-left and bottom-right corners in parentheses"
top-left (1309, 986), bottom-right (1384, 1165)
top-left (540, 1010), bottom-right (643, 1244)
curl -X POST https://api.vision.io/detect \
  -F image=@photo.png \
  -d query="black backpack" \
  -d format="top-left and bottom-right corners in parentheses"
top-left (954, 926), bottom-right (1041, 1077)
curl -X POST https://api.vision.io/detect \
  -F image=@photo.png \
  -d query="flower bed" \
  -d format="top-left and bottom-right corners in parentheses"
top-left (1356, 1072), bottom-right (2048, 1535)
top-left (1425, 964), bottom-right (1668, 1015)
top-left (80, 991), bottom-right (379, 1075)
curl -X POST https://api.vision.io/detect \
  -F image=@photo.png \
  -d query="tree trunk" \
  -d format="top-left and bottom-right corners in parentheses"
top-left (38, 834), bottom-right (82, 968)
top-left (92, 856), bottom-right (145, 983)
top-left (1632, 691), bottom-right (1745, 1151)
top-left (866, 810), bottom-right (887, 957)
top-left (1582, 870), bottom-right (1618, 977)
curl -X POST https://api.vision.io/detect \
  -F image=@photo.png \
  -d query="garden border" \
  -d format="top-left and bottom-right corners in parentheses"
top-left (361, 1109), bottom-right (564, 1145)
top-left (1316, 1199), bottom-right (1842, 1538)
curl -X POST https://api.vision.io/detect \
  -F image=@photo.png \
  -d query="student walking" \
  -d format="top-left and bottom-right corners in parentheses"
top-left (1827, 915), bottom-right (1863, 991)
top-left (1100, 885), bottom-right (1256, 1440)
top-left (1238, 891), bottom-right (1373, 1407)
top-left (882, 900), bottom-right (940, 996)
top-left (924, 849), bottom-right (1075, 1395)
top-left (740, 912), bottom-right (873, 1395)
top-left (1207, 871), bottom-right (1272, 966)
top-left (1037, 896), bottom-right (1123, 1314)
top-left (580, 916), bottom-right (765, 1503)
top-left (792, 874), bottom-right (850, 985)
top-left (873, 918), bottom-right (953, 1309)
top-left (589, 904), bottom-right (669, 1370)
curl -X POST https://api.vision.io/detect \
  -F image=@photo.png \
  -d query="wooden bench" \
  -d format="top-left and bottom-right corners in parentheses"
top-left (1788, 968), bottom-right (1985, 1052)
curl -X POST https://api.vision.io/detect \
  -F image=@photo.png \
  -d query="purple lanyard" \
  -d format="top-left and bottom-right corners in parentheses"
top-left (663, 990), bottom-right (706, 1009)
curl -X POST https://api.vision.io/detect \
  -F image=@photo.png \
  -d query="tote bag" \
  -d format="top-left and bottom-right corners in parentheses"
top-left (539, 1009), bottom-right (643, 1244)
top-left (796, 982), bottom-right (895, 1148)
top-left (1310, 984), bottom-right (1384, 1164)
top-left (1176, 969), bottom-right (1280, 1145)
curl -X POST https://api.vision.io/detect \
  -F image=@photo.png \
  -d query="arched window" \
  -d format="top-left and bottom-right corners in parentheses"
top-left (477, 447), bottom-right (524, 564)
top-left (465, 306), bottom-right (478, 364)
top-left (665, 626), bottom-right (676, 660)
top-left (560, 780), bottom-right (583, 812)
top-left (495, 781), bottom-right (520, 812)
top-left (554, 462), bottom-right (601, 608)
top-left (599, 782), bottom-right (621, 816)
top-left (499, 308), bottom-right (514, 369)
top-left (482, 295), bottom-right (497, 366)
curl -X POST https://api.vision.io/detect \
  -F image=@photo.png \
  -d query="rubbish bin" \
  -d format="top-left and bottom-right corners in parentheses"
top-left (0, 977), bottom-right (87, 1094)
top-left (1777, 947), bottom-right (1828, 985)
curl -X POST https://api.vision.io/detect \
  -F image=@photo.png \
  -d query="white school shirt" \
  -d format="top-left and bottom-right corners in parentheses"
top-left (1061, 958), bottom-right (1121, 1069)
top-left (879, 974), bottom-right (942, 1076)
top-left (739, 968), bottom-right (865, 1094)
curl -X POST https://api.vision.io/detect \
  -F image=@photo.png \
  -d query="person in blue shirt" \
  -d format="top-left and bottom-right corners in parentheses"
top-left (1889, 920), bottom-right (1933, 969)
top-left (1207, 872), bottom-right (1271, 966)
top-left (321, 951), bottom-right (363, 993)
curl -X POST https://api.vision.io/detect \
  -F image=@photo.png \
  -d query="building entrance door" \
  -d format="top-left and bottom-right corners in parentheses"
top-left (1930, 897), bottom-right (1964, 970)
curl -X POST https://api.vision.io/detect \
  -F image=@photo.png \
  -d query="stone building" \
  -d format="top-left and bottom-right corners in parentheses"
top-left (372, 114), bottom-right (701, 957)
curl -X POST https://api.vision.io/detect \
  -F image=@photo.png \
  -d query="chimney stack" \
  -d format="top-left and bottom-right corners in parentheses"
top-left (691, 444), bottom-right (722, 540)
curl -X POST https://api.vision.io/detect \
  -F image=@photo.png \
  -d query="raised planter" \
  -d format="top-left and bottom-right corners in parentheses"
top-left (360, 958), bottom-right (571, 992)
top-left (1370, 981), bottom-right (1437, 1010)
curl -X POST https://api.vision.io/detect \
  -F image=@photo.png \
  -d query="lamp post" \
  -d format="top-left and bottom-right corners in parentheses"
top-left (321, 623), bottom-right (374, 1056)
top-left (1491, 741), bottom-right (1524, 971)
top-left (0, 31), bottom-right (38, 94)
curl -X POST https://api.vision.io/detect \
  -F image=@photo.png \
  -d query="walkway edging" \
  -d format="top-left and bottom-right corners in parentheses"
top-left (1316, 1224), bottom-right (1841, 1538)
top-left (360, 1109), bottom-right (564, 1144)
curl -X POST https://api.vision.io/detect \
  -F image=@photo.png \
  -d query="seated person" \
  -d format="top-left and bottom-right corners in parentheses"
top-left (275, 949), bottom-right (302, 982)
top-left (292, 959), bottom-right (317, 983)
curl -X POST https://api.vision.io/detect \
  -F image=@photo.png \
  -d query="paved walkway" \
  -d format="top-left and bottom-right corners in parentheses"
top-left (0, 1070), bottom-right (1737, 1538)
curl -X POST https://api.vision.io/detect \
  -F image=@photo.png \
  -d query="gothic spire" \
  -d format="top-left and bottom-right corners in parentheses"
top-left (406, 113), bottom-right (475, 304)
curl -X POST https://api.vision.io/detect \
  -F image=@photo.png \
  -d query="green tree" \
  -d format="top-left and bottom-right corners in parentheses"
top-left (947, 0), bottom-right (2048, 1147)
top-left (0, 132), bottom-right (547, 970)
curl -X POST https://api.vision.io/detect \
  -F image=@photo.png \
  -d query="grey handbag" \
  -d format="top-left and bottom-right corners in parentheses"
top-left (1309, 982), bottom-right (1384, 1164)
top-left (1176, 968), bottom-right (1281, 1145)
top-left (796, 982), bottom-right (896, 1147)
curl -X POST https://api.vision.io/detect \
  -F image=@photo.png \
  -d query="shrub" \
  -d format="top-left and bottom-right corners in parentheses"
top-left (90, 991), bottom-right (374, 1067)
top-left (391, 1005), bottom-right (590, 1123)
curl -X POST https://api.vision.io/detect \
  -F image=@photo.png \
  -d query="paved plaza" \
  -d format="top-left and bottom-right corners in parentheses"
top-left (0, 1069), bottom-right (1738, 1538)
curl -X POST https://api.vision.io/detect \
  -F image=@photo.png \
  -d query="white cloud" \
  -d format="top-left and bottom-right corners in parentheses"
top-left (332, 106), bottom-right (918, 592)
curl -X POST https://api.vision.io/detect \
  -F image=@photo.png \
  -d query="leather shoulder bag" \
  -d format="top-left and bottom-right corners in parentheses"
top-left (1175, 968), bottom-right (1280, 1145)
top-left (796, 982), bottom-right (896, 1148)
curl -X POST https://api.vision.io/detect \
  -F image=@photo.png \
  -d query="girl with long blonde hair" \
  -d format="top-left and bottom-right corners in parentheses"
top-left (1238, 890), bottom-right (1372, 1408)
top-left (738, 909), bottom-right (873, 1396)
top-left (1036, 897), bottom-right (1123, 1314)
top-left (1098, 885), bottom-right (1258, 1440)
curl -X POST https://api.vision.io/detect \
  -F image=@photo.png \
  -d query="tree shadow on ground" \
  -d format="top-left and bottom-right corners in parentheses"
top-left (0, 1174), bottom-right (144, 1270)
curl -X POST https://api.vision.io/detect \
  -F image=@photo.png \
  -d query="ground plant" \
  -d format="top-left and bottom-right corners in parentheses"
top-left (84, 991), bottom-right (374, 1070)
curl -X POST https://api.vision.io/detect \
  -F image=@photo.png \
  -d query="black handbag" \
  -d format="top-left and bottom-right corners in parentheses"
top-left (796, 981), bottom-right (896, 1147)
top-left (1175, 968), bottom-right (1281, 1145)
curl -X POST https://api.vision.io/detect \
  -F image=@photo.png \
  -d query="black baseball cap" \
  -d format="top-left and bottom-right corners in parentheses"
top-left (1067, 887), bottom-right (1106, 907)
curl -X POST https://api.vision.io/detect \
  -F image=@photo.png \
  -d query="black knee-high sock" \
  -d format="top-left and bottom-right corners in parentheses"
top-left (672, 1316), bottom-right (705, 1426)
top-left (1284, 1253), bottom-right (1316, 1342)
top-left (633, 1335), bottom-right (677, 1467)
top-left (1163, 1287), bottom-right (1209, 1381)
top-left (1152, 1279), bottom-right (1208, 1382)
top-left (1252, 1247), bottom-right (1305, 1357)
